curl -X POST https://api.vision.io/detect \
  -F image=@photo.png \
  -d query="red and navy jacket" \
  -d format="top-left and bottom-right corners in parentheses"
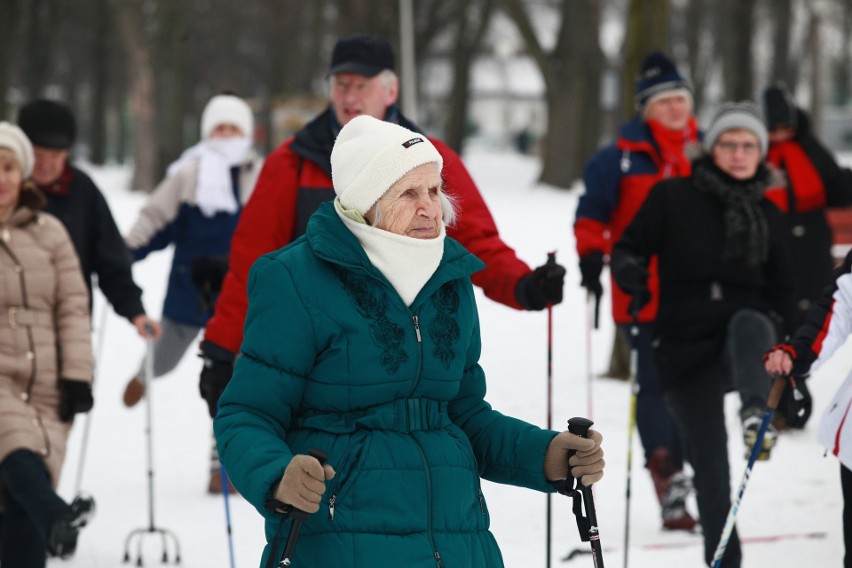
top-left (204, 107), bottom-right (532, 354)
top-left (574, 116), bottom-right (699, 324)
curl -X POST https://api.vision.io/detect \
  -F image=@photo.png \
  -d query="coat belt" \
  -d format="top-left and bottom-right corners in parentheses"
top-left (294, 398), bottom-right (451, 434)
top-left (2, 307), bottom-right (53, 329)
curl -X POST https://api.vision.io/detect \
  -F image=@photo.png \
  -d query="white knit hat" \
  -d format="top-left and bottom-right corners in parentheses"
top-left (200, 95), bottom-right (254, 139)
top-left (703, 101), bottom-right (768, 158)
top-left (0, 121), bottom-right (34, 178)
top-left (331, 115), bottom-right (443, 215)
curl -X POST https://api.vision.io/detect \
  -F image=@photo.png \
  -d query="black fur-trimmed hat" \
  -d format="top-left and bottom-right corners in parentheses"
top-left (17, 99), bottom-right (77, 149)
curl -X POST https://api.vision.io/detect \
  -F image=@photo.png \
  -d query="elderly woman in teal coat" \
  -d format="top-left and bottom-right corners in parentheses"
top-left (214, 115), bottom-right (606, 568)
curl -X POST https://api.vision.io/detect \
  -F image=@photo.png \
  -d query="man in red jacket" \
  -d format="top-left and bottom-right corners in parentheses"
top-left (198, 35), bottom-right (565, 489)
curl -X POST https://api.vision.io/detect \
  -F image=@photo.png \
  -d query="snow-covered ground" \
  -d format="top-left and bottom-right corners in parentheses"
top-left (51, 151), bottom-right (846, 567)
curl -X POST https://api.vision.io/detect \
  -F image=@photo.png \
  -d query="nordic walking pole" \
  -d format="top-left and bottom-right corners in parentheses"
top-left (710, 375), bottom-right (787, 568)
top-left (220, 464), bottom-right (236, 568)
top-left (279, 449), bottom-right (329, 567)
top-left (585, 290), bottom-right (598, 420)
top-left (567, 417), bottom-right (605, 567)
top-left (73, 303), bottom-right (109, 496)
top-left (545, 251), bottom-right (556, 568)
top-left (622, 306), bottom-right (641, 568)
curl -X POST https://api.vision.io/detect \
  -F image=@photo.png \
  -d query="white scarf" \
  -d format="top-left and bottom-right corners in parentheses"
top-left (167, 137), bottom-right (252, 218)
top-left (335, 200), bottom-right (445, 307)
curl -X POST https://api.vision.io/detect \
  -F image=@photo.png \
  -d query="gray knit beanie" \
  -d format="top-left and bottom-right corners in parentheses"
top-left (703, 101), bottom-right (768, 157)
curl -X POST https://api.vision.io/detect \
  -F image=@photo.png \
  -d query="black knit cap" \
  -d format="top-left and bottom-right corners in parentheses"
top-left (634, 52), bottom-right (690, 110)
top-left (762, 84), bottom-right (797, 130)
top-left (327, 35), bottom-right (395, 78)
top-left (18, 99), bottom-right (76, 149)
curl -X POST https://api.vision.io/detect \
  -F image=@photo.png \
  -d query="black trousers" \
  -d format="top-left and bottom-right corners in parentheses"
top-left (663, 309), bottom-right (777, 567)
top-left (843, 463), bottom-right (852, 568)
top-left (0, 449), bottom-right (68, 567)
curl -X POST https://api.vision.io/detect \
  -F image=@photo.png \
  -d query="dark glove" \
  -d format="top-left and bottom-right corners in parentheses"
top-left (199, 340), bottom-right (235, 418)
top-left (58, 380), bottom-right (94, 423)
top-left (515, 261), bottom-right (567, 311)
top-left (579, 252), bottom-right (604, 300)
top-left (774, 376), bottom-right (812, 430)
top-left (192, 256), bottom-right (230, 313)
top-left (612, 255), bottom-right (650, 317)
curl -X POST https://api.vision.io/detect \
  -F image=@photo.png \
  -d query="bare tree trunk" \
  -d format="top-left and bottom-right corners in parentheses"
top-left (681, 0), bottom-right (714, 110)
top-left (89, 0), bottom-right (109, 164)
top-left (834, 0), bottom-right (852, 106)
top-left (621, 0), bottom-right (669, 121)
top-left (808, 10), bottom-right (822, 136)
top-left (154, 0), bottom-right (187, 181)
top-left (24, 0), bottom-right (62, 97)
top-left (768, 0), bottom-right (794, 85)
top-left (444, 0), bottom-right (493, 153)
top-left (721, 0), bottom-right (757, 100)
top-left (0, 0), bottom-right (22, 119)
top-left (503, 0), bottom-right (603, 188)
top-left (110, 0), bottom-right (157, 191)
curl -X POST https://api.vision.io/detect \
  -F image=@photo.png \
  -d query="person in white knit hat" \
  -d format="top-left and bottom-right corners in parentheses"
top-left (121, 93), bottom-right (264, 494)
top-left (197, 35), bottom-right (568, 451)
top-left (212, 113), bottom-right (605, 568)
top-left (0, 121), bottom-right (97, 563)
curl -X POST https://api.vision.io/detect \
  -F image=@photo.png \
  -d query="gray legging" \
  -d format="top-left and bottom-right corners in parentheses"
top-left (137, 317), bottom-right (201, 379)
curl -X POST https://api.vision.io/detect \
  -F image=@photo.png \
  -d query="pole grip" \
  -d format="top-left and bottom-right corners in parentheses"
top-left (567, 416), bottom-right (594, 438)
top-left (766, 375), bottom-right (788, 412)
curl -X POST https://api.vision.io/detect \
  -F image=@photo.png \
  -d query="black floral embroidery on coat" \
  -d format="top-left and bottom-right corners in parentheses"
top-left (333, 266), bottom-right (408, 373)
top-left (429, 283), bottom-right (460, 369)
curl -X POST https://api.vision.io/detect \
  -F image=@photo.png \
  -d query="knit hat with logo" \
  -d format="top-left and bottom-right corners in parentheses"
top-left (635, 52), bottom-right (692, 111)
top-left (331, 115), bottom-right (442, 215)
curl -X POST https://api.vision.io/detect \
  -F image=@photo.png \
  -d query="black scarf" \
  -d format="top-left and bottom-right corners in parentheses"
top-left (692, 157), bottom-right (770, 267)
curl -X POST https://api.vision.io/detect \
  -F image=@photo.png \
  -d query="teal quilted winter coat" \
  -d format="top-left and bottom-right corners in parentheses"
top-left (214, 202), bottom-right (559, 568)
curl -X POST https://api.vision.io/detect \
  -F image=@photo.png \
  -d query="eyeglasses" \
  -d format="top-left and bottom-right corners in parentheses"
top-left (716, 141), bottom-right (760, 154)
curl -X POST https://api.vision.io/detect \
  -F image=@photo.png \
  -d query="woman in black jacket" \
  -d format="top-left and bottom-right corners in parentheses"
top-left (611, 101), bottom-right (796, 568)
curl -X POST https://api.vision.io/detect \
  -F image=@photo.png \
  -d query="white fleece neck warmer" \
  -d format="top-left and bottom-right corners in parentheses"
top-left (167, 137), bottom-right (251, 218)
top-left (335, 199), bottom-right (445, 306)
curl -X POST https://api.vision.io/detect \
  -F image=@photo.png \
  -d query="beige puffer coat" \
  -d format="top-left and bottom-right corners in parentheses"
top-left (0, 206), bottom-right (92, 489)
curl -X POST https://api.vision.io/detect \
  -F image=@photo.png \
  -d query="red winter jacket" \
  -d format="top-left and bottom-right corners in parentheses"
top-left (204, 109), bottom-right (531, 354)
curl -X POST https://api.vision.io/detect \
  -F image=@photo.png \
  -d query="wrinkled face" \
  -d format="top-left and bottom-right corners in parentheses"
top-left (31, 146), bottom-right (68, 186)
top-left (645, 93), bottom-right (692, 131)
top-left (0, 152), bottom-right (22, 220)
top-left (208, 123), bottom-right (245, 139)
top-left (712, 129), bottom-right (762, 180)
top-left (365, 163), bottom-right (443, 238)
top-left (330, 72), bottom-right (399, 126)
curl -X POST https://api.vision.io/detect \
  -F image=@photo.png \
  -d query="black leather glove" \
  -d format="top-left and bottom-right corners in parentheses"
top-left (515, 261), bottom-right (567, 311)
top-left (579, 252), bottom-right (604, 300)
top-left (611, 255), bottom-right (650, 317)
top-left (199, 340), bottom-right (235, 418)
top-left (58, 380), bottom-right (94, 423)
